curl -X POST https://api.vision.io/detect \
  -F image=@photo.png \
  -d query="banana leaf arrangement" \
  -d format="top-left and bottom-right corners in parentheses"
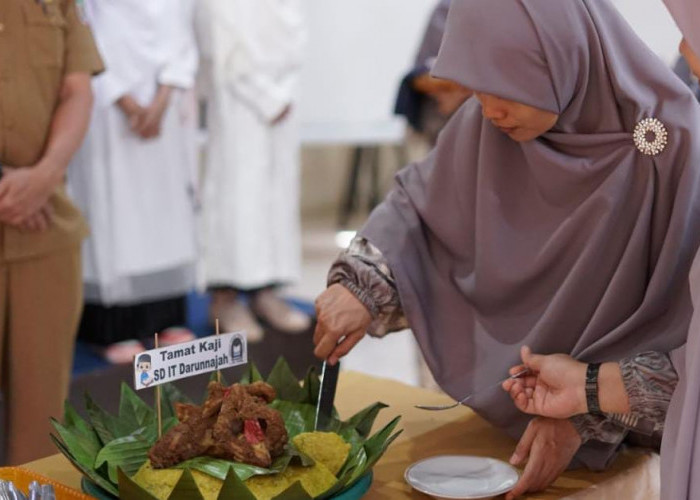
top-left (51, 358), bottom-right (402, 500)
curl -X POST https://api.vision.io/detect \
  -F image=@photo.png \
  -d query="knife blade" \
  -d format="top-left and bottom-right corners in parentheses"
top-left (314, 360), bottom-right (340, 431)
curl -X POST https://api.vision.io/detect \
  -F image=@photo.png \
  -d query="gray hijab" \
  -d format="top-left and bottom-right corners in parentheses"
top-left (660, 2), bottom-right (700, 498)
top-left (361, 0), bottom-right (700, 470)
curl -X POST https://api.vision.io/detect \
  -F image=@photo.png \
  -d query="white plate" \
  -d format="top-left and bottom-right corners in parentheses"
top-left (404, 455), bottom-right (519, 499)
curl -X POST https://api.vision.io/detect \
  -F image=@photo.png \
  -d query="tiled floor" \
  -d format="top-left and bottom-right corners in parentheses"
top-left (288, 216), bottom-right (423, 387)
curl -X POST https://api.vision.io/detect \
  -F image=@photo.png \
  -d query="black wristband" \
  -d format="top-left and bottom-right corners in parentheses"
top-left (585, 363), bottom-right (602, 415)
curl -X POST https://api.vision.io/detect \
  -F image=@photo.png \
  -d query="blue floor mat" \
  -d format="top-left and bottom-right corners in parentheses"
top-left (72, 291), bottom-right (315, 376)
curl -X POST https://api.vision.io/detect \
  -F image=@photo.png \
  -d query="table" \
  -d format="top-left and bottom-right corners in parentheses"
top-left (24, 372), bottom-right (660, 499)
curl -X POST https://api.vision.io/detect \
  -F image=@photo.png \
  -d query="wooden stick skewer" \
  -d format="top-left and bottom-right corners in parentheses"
top-left (155, 332), bottom-right (162, 438)
top-left (215, 318), bottom-right (222, 383)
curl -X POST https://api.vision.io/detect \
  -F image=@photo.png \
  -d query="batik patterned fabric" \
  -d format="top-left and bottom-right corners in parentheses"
top-left (331, 238), bottom-right (678, 450)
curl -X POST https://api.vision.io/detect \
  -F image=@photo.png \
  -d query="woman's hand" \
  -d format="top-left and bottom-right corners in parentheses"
top-left (117, 95), bottom-right (147, 133)
top-left (506, 417), bottom-right (582, 500)
top-left (271, 104), bottom-right (292, 126)
top-left (502, 346), bottom-right (588, 419)
top-left (134, 86), bottom-right (173, 139)
top-left (18, 202), bottom-right (54, 232)
top-left (313, 284), bottom-right (372, 365)
top-left (0, 167), bottom-right (56, 226)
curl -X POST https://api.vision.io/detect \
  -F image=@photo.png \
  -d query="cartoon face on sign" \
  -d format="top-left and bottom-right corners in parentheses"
top-left (231, 336), bottom-right (244, 363)
top-left (137, 354), bottom-right (154, 387)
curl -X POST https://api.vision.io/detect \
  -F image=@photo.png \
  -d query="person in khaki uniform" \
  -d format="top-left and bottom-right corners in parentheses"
top-left (0, 0), bottom-right (103, 464)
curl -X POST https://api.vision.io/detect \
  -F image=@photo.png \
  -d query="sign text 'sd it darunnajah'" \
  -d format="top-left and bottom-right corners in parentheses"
top-left (133, 332), bottom-right (247, 390)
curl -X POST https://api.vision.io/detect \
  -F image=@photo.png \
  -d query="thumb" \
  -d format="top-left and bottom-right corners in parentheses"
top-left (521, 345), bottom-right (545, 372)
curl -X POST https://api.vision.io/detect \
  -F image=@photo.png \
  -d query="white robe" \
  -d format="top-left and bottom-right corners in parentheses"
top-left (68, 0), bottom-right (199, 306)
top-left (197, 0), bottom-right (306, 289)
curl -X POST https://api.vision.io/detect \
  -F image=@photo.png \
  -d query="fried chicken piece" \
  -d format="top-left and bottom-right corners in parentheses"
top-left (149, 381), bottom-right (288, 469)
top-left (211, 384), bottom-right (288, 467)
top-left (175, 403), bottom-right (200, 423)
top-left (236, 397), bottom-right (288, 457)
top-left (245, 381), bottom-right (276, 403)
top-left (148, 407), bottom-right (218, 469)
top-left (202, 381), bottom-right (226, 418)
top-left (212, 385), bottom-right (272, 467)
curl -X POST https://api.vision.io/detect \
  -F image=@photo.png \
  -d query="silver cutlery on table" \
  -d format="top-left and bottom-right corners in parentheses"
top-left (0, 480), bottom-right (53, 500)
top-left (415, 368), bottom-right (531, 411)
top-left (28, 482), bottom-right (53, 500)
top-left (39, 485), bottom-right (54, 500)
top-left (0, 480), bottom-right (26, 500)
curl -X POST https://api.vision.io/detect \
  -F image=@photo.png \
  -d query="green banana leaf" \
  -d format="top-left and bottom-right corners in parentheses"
top-left (302, 367), bottom-right (321, 406)
top-left (267, 358), bottom-right (307, 402)
top-left (160, 382), bottom-right (193, 420)
top-left (51, 434), bottom-right (120, 497)
top-left (95, 424), bottom-right (173, 483)
top-left (62, 404), bottom-right (102, 452)
top-left (217, 466), bottom-right (258, 500)
top-left (51, 418), bottom-right (99, 471)
top-left (272, 482), bottom-right (314, 500)
top-left (342, 403), bottom-right (389, 439)
top-left (85, 393), bottom-right (136, 446)
top-left (239, 362), bottom-right (265, 385)
top-left (175, 456), bottom-right (284, 482)
top-left (175, 441), bottom-right (315, 482)
top-left (52, 358), bottom-right (401, 500)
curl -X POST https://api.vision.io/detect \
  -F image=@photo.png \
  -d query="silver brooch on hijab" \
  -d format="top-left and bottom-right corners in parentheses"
top-left (633, 118), bottom-right (668, 156)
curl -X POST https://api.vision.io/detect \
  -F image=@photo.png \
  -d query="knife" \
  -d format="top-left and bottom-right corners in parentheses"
top-left (314, 360), bottom-right (340, 431)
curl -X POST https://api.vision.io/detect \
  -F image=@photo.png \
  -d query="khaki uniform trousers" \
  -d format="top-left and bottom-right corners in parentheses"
top-left (0, 245), bottom-right (82, 465)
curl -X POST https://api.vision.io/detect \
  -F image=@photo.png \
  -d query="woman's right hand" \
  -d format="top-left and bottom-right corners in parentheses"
top-left (116, 95), bottom-right (146, 133)
top-left (502, 346), bottom-right (588, 419)
top-left (313, 284), bottom-right (372, 365)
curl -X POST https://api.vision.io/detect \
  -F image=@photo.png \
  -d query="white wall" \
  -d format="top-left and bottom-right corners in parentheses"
top-left (612, 0), bottom-right (682, 64)
top-left (298, 0), bottom-right (435, 140)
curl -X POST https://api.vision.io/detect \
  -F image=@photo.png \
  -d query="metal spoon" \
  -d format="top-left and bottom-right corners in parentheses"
top-left (0, 481), bottom-right (10, 500)
top-left (7, 484), bottom-right (27, 500)
top-left (39, 485), bottom-right (55, 500)
top-left (0, 481), bottom-right (26, 500)
top-left (415, 368), bottom-right (530, 411)
top-left (28, 481), bottom-right (40, 500)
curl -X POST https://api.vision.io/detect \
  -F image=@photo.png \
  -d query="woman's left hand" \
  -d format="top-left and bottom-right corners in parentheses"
top-left (503, 346), bottom-right (588, 419)
top-left (505, 417), bottom-right (582, 500)
top-left (0, 167), bottom-right (55, 226)
top-left (135, 85), bottom-right (173, 139)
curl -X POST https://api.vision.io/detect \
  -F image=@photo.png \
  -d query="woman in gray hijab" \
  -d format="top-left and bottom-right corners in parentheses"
top-left (314, 0), bottom-right (700, 497)
top-left (503, 36), bottom-right (700, 500)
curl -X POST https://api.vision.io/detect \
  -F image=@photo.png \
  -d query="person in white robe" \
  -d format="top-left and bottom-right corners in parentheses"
top-left (196, 0), bottom-right (310, 340)
top-left (68, 0), bottom-right (199, 362)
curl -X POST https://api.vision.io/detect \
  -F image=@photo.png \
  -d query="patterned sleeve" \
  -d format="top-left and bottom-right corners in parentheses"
top-left (571, 352), bottom-right (677, 445)
top-left (570, 413), bottom-right (627, 445)
top-left (327, 237), bottom-right (408, 337)
top-left (607, 352), bottom-right (678, 436)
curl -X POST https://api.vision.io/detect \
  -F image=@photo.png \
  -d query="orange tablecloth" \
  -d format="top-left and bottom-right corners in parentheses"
top-left (24, 371), bottom-right (660, 499)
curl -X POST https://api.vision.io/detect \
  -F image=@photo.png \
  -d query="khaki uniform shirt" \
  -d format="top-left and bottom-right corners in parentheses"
top-left (0, 0), bottom-right (103, 261)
